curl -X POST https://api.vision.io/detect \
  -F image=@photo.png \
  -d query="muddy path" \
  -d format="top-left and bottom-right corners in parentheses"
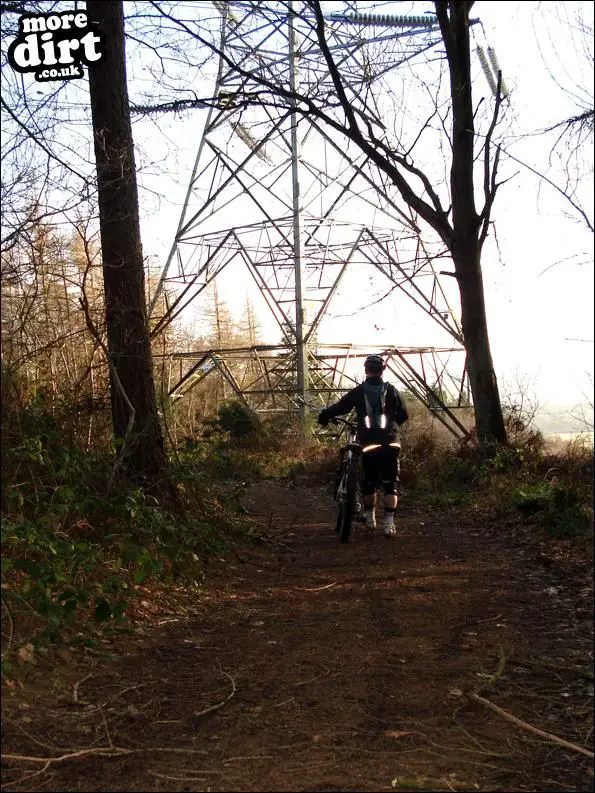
top-left (2, 482), bottom-right (593, 792)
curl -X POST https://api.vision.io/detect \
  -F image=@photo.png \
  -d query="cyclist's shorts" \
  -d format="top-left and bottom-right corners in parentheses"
top-left (361, 444), bottom-right (400, 491)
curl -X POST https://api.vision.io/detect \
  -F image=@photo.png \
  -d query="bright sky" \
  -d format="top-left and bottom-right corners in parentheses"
top-left (129, 1), bottom-right (593, 429)
top-left (465, 1), bottom-right (594, 421)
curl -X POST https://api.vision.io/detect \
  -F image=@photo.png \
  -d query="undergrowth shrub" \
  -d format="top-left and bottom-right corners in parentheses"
top-left (0, 402), bottom-right (252, 673)
top-left (510, 441), bottom-right (594, 538)
top-left (399, 413), bottom-right (593, 539)
top-left (189, 401), bottom-right (332, 481)
top-left (215, 400), bottom-right (264, 444)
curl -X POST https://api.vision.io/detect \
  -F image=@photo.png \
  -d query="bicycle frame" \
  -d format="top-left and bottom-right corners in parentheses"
top-left (334, 419), bottom-right (360, 502)
top-left (331, 417), bottom-right (363, 542)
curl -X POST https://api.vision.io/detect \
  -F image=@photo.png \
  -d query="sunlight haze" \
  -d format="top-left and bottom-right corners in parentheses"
top-left (134, 1), bottom-right (594, 434)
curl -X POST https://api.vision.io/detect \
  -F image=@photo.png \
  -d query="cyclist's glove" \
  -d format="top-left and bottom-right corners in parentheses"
top-left (317, 409), bottom-right (330, 426)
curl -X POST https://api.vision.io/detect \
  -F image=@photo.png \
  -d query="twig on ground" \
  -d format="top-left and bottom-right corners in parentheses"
top-left (223, 754), bottom-right (275, 763)
top-left (509, 657), bottom-right (592, 682)
top-left (2, 747), bottom-right (133, 767)
top-left (10, 723), bottom-right (59, 754)
top-left (451, 722), bottom-right (510, 758)
top-left (105, 682), bottom-right (152, 704)
top-left (66, 681), bottom-right (154, 717)
top-left (469, 693), bottom-right (595, 759)
top-left (295, 582), bottom-right (338, 592)
top-left (193, 667), bottom-right (236, 718)
top-left (1, 767), bottom-right (57, 792)
top-left (2, 745), bottom-right (214, 769)
top-left (1, 597), bottom-right (14, 662)
top-left (148, 770), bottom-right (220, 781)
top-left (486, 647), bottom-right (507, 688)
top-left (294, 668), bottom-right (330, 687)
top-left (73, 673), bottom-right (93, 704)
top-left (450, 613), bottom-right (503, 630)
top-left (98, 706), bottom-right (113, 750)
top-left (273, 697), bottom-right (296, 708)
top-left (147, 748), bottom-right (209, 755)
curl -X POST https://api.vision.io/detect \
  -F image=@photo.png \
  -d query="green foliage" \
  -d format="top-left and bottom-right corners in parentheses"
top-left (1, 403), bottom-right (251, 666)
top-left (216, 400), bottom-right (263, 440)
top-left (513, 478), bottom-right (593, 538)
top-left (177, 404), bottom-right (327, 483)
top-left (395, 417), bottom-right (592, 539)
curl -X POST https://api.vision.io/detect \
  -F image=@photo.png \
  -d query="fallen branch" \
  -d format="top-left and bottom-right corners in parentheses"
top-left (193, 669), bottom-right (236, 718)
top-left (469, 693), bottom-right (595, 759)
top-left (2, 747), bottom-right (133, 767)
top-left (1, 744), bottom-right (216, 773)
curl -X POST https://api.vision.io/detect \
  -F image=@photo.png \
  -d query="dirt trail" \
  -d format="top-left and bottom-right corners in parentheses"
top-left (2, 482), bottom-right (593, 792)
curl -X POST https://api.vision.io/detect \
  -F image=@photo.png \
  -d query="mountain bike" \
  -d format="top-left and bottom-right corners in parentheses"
top-left (331, 417), bottom-right (364, 543)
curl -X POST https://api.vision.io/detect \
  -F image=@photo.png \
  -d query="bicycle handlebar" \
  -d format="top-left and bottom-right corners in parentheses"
top-left (329, 416), bottom-right (358, 433)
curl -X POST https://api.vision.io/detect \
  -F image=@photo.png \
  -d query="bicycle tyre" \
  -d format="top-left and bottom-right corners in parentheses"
top-left (337, 502), bottom-right (353, 543)
top-left (338, 466), bottom-right (358, 543)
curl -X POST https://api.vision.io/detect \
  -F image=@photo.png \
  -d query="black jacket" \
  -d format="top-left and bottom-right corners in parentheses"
top-left (321, 376), bottom-right (408, 445)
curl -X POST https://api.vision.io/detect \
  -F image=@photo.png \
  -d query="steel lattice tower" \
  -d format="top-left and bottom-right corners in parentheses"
top-left (150, 1), bottom-right (471, 438)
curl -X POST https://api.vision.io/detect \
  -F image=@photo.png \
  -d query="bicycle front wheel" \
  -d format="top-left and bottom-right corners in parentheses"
top-left (337, 466), bottom-right (358, 543)
top-left (336, 502), bottom-right (353, 543)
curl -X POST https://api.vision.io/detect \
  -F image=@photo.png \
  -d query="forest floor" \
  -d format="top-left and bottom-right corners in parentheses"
top-left (1, 480), bottom-right (593, 792)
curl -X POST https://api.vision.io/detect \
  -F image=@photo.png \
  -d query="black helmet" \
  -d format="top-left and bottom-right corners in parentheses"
top-left (364, 354), bottom-right (385, 371)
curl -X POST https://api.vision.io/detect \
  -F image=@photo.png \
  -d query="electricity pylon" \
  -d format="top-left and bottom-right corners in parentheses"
top-left (150, 1), bottom-right (472, 438)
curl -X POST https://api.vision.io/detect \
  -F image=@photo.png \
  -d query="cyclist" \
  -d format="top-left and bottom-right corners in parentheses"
top-left (317, 354), bottom-right (408, 537)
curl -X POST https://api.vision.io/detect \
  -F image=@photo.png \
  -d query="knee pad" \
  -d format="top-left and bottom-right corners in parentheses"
top-left (382, 480), bottom-right (398, 496)
top-left (361, 480), bottom-right (376, 496)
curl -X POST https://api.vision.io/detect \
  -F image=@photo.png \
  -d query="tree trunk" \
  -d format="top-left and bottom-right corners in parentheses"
top-left (438, 0), bottom-right (507, 447)
top-left (86, 0), bottom-right (167, 483)
top-left (454, 243), bottom-right (507, 445)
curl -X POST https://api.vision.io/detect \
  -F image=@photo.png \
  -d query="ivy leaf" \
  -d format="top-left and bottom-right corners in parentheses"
top-left (13, 559), bottom-right (42, 578)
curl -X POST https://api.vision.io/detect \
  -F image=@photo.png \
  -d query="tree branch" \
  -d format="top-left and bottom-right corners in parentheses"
top-left (504, 149), bottom-right (594, 233)
top-left (79, 245), bottom-right (136, 493)
top-left (478, 71), bottom-right (505, 247)
top-left (305, 0), bottom-right (360, 134)
top-left (147, 0), bottom-right (453, 247)
top-left (0, 98), bottom-right (90, 185)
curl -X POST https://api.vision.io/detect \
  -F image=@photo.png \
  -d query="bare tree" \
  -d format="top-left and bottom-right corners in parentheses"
top-left (141, 0), bottom-right (508, 447)
top-left (86, 0), bottom-right (167, 485)
top-left (504, 2), bottom-right (594, 233)
top-left (0, 2), bottom-right (96, 250)
top-left (538, 2), bottom-right (593, 232)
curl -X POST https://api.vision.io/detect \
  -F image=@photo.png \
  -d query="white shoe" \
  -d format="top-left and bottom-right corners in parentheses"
top-left (365, 512), bottom-right (376, 529)
top-left (383, 523), bottom-right (396, 537)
